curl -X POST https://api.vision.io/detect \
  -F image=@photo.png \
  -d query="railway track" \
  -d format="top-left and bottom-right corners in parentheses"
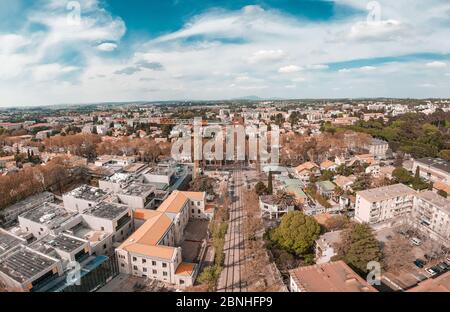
top-left (219, 169), bottom-right (247, 292)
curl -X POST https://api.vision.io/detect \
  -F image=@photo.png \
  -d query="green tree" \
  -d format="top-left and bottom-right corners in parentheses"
top-left (267, 171), bottom-right (273, 195)
top-left (270, 211), bottom-right (321, 256)
top-left (334, 223), bottom-right (383, 275)
top-left (254, 181), bottom-right (268, 196)
top-left (392, 167), bottom-right (413, 184)
top-left (437, 190), bottom-right (448, 198)
top-left (438, 150), bottom-right (450, 161)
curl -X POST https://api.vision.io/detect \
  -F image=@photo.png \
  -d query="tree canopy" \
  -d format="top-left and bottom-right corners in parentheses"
top-left (269, 211), bottom-right (321, 256)
top-left (334, 223), bottom-right (383, 275)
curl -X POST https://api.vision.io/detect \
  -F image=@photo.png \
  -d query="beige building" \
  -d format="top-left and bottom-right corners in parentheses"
top-left (355, 184), bottom-right (416, 224)
top-left (116, 191), bottom-right (207, 287)
top-left (411, 191), bottom-right (450, 247)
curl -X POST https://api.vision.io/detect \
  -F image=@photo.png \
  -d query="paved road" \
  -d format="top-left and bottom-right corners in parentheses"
top-left (218, 169), bottom-right (247, 292)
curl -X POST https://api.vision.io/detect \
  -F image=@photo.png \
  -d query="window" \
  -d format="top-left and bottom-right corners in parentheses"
top-left (101, 227), bottom-right (105, 231)
top-left (133, 265), bottom-right (138, 270)
top-left (103, 244), bottom-right (107, 249)
top-left (121, 264), bottom-right (124, 267)
top-left (197, 201), bottom-right (201, 206)
top-left (162, 263), bottom-right (167, 268)
top-left (133, 257), bottom-right (137, 262)
top-left (163, 272), bottom-right (168, 277)
top-left (152, 270), bottom-right (157, 274)
top-left (180, 280), bottom-right (185, 285)
top-left (143, 268), bottom-right (147, 272)
top-left (192, 209), bottom-right (195, 214)
top-left (142, 259), bottom-right (146, 264)
top-left (152, 261), bottom-right (156, 266)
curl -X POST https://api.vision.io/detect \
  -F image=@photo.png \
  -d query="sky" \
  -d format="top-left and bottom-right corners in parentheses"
top-left (1, 0), bottom-right (450, 107)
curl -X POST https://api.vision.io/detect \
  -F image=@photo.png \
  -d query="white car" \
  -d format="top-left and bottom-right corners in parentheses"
top-left (410, 237), bottom-right (422, 246)
top-left (425, 268), bottom-right (437, 276)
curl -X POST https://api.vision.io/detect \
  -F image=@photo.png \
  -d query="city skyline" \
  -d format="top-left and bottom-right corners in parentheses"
top-left (1, 0), bottom-right (450, 107)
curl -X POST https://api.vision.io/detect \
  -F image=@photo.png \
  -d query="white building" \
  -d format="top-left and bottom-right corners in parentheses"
top-left (411, 191), bottom-right (450, 248)
top-left (116, 191), bottom-right (209, 287)
top-left (355, 184), bottom-right (416, 224)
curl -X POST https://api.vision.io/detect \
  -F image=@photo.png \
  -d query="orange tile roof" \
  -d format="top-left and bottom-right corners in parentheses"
top-left (118, 191), bottom-right (204, 260)
top-left (434, 181), bottom-right (450, 195)
top-left (295, 162), bottom-right (319, 173)
top-left (175, 262), bottom-right (196, 277)
top-left (124, 244), bottom-right (176, 260)
top-left (134, 209), bottom-right (161, 221)
top-left (157, 191), bottom-right (205, 214)
top-left (289, 261), bottom-right (377, 292)
top-left (119, 212), bottom-right (172, 252)
top-left (320, 160), bottom-right (336, 169)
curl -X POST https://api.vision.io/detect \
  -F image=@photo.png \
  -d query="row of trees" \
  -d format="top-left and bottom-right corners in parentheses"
top-left (43, 134), bottom-right (171, 162)
top-left (0, 156), bottom-right (83, 211)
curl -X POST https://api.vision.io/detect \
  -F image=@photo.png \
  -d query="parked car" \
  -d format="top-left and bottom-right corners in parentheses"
top-left (446, 257), bottom-right (450, 265)
top-left (414, 259), bottom-right (426, 269)
top-left (425, 267), bottom-right (437, 276)
top-left (410, 237), bottom-right (422, 246)
top-left (437, 262), bottom-right (450, 271)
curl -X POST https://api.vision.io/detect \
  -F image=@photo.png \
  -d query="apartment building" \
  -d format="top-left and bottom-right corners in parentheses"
top-left (355, 184), bottom-right (416, 224)
top-left (289, 261), bottom-right (377, 292)
top-left (116, 191), bottom-right (207, 287)
top-left (411, 191), bottom-right (450, 247)
top-left (413, 158), bottom-right (450, 184)
top-left (366, 138), bottom-right (390, 159)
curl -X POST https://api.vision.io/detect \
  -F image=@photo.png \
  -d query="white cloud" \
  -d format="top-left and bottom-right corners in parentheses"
top-left (339, 66), bottom-right (377, 73)
top-left (247, 49), bottom-right (285, 64)
top-left (97, 42), bottom-right (118, 52)
top-left (2, 1), bottom-right (450, 105)
top-left (278, 65), bottom-right (303, 74)
top-left (426, 61), bottom-right (447, 68)
top-left (32, 63), bottom-right (78, 81)
top-left (306, 64), bottom-right (329, 70)
top-left (349, 20), bottom-right (405, 41)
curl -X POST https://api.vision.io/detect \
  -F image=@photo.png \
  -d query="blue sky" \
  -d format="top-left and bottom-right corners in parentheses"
top-left (0, 0), bottom-right (450, 106)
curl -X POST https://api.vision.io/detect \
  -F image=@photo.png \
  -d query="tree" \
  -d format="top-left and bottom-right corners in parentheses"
top-left (324, 215), bottom-right (349, 232)
top-left (383, 234), bottom-right (414, 274)
top-left (270, 211), bottom-right (321, 256)
top-left (267, 171), bottom-right (273, 195)
top-left (334, 223), bottom-right (383, 275)
top-left (437, 190), bottom-right (448, 198)
top-left (438, 150), bottom-right (450, 161)
top-left (254, 182), bottom-right (268, 196)
top-left (392, 167), bottom-right (413, 184)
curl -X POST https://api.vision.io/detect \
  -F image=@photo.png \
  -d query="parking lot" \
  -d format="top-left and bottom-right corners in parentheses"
top-left (376, 226), bottom-right (449, 290)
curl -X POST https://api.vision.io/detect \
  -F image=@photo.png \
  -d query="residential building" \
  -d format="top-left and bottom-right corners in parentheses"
top-left (315, 231), bottom-right (342, 264)
top-left (366, 138), bottom-right (389, 159)
top-left (289, 261), bottom-right (377, 292)
top-left (355, 184), bottom-right (416, 224)
top-left (411, 191), bottom-right (450, 247)
top-left (316, 181), bottom-right (337, 200)
top-left (295, 162), bottom-right (320, 182)
top-left (413, 158), bottom-right (450, 184)
top-left (259, 195), bottom-right (295, 219)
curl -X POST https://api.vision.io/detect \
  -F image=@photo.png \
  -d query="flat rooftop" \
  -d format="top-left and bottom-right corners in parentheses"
top-left (416, 157), bottom-right (450, 174)
top-left (416, 191), bottom-right (450, 214)
top-left (85, 202), bottom-right (129, 220)
top-left (103, 172), bottom-right (134, 184)
top-left (0, 247), bottom-right (58, 283)
top-left (1, 192), bottom-right (54, 214)
top-left (47, 234), bottom-right (86, 253)
top-left (145, 166), bottom-right (175, 176)
top-left (67, 185), bottom-right (109, 202)
top-left (357, 184), bottom-right (416, 202)
top-left (289, 261), bottom-right (377, 292)
top-left (0, 229), bottom-right (25, 256)
top-left (20, 202), bottom-right (76, 228)
top-left (121, 183), bottom-right (155, 196)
